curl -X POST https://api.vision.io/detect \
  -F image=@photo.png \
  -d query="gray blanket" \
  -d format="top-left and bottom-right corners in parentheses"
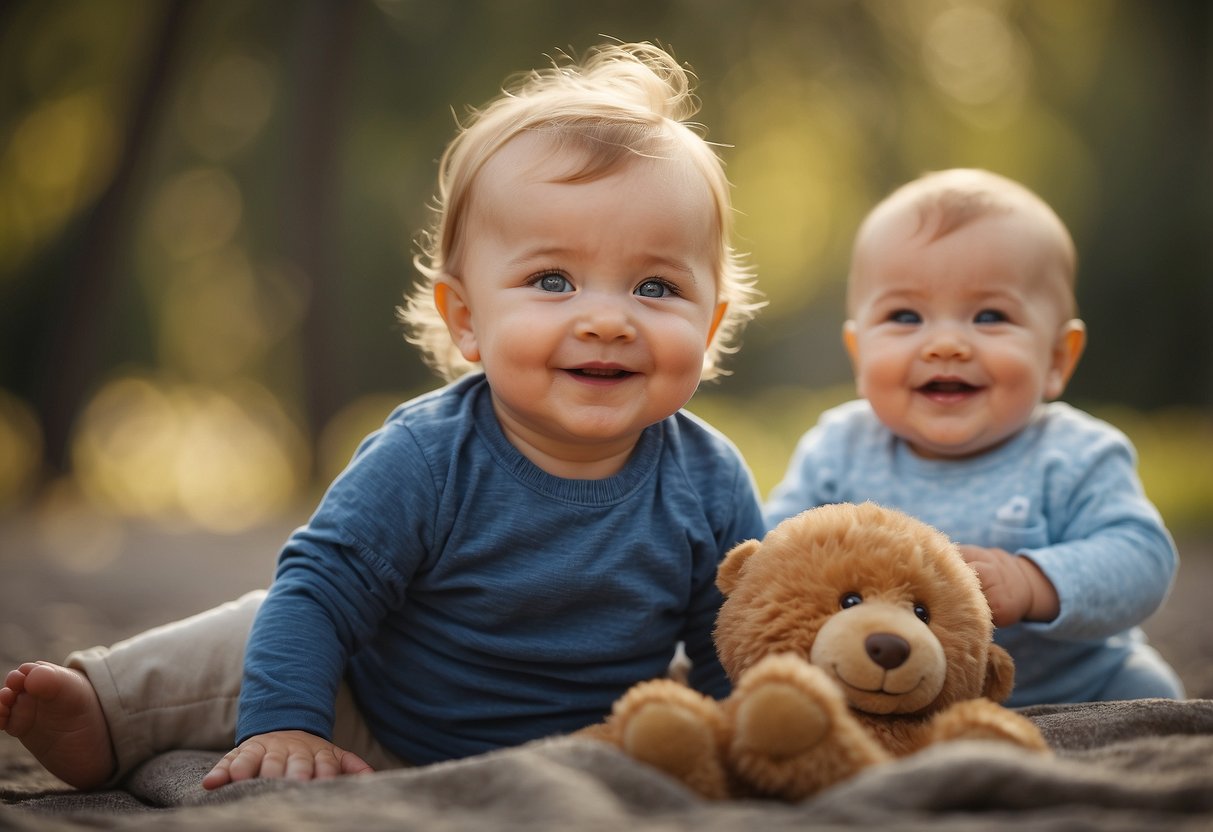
top-left (3, 699), bottom-right (1212, 831)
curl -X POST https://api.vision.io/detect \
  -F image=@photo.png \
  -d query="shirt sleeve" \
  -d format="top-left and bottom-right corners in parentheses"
top-left (1016, 428), bottom-right (1177, 642)
top-left (236, 424), bottom-right (435, 743)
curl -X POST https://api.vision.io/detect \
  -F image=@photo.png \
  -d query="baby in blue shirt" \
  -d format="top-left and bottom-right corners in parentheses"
top-left (1, 42), bottom-right (766, 790)
top-left (766, 168), bottom-right (1183, 706)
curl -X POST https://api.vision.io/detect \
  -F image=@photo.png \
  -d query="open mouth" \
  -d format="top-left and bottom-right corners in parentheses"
top-left (567, 367), bottom-right (635, 380)
top-left (917, 379), bottom-right (980, 395)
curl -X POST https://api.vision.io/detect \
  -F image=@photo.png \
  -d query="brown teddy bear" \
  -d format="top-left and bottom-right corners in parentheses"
top-left (599, 501), bottom-right (1049, 800)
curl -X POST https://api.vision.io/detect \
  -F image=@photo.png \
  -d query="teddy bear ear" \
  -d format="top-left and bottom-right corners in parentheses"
top-left (983, 644), bottom-right (1017, 703)
top-left (717, 539), bottom-right (761, 596)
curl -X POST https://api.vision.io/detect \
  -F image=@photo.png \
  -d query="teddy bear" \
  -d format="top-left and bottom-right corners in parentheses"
top-left (599, 501), bottom-right (1049, 800)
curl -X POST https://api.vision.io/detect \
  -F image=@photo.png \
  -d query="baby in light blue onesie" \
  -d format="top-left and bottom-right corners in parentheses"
top-left (766, 168), bottom-right (1183, 706)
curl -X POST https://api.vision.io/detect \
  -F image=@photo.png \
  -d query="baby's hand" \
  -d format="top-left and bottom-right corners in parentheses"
top-left (202, 730), bottom-right (373, 790)
top-left (957, 545), bottom-right (1058, 627)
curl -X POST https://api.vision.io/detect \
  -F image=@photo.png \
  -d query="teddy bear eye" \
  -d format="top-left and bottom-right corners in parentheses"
top-left (913, 603), bottom-right (930, 624)
top-left (840, 592), bottom-right (863, 610)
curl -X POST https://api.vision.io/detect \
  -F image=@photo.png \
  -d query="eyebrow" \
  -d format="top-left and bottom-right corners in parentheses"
top-left (863, 287), bottom-right (926, 305)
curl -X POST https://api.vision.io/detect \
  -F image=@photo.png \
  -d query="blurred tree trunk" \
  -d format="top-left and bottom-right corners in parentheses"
top-left (283, 0), bottom-right (360, 472)
top-left (34, 0), bottom-right (189, 476)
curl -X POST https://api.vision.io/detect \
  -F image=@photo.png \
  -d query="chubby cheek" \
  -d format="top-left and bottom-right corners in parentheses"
top-left (986, 348), bottom-right (1051, 402)
top-left (671, 336), bottom-right (710, 382)
top-left (478, 310), bottom-right (558, 369)
top-left (856, 333), bottom-right (904, 373)
top-left (657, 320), bottom-right (715, 382)
top-left (855, 347), bottom-right (910, 403)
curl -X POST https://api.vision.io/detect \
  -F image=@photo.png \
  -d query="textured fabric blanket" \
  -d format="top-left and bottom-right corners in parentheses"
top-left (3, 698), bottom-right (1212, 831)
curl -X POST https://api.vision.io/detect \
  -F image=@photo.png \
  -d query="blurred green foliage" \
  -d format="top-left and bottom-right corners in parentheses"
top-left (0, 0), bottom-right (1209, 533)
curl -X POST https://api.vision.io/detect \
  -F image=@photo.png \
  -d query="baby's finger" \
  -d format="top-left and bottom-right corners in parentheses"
top-left (309, 747), bottom-right (342, 780)
top-left (284, 748), bottom-right (319, 780)
top-left (201, 749), bottom-right (240, 790)
top-left (254, 745), bottom-right (288, 780)
top-left (339, 750), bottom-right (374, 776)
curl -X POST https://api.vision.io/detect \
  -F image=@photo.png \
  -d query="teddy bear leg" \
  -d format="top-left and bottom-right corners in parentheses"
top-left (928, 698), bottom-right (1050, 753)
top-left (726, 654), bottom-right (889, 800)
top-left (607, 678), bottom-right (731, 799)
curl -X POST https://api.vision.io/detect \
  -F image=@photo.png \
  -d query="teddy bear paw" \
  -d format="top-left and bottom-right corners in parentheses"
top-left (730, 655), bottom-right (840, 754)
top-left (611, 679), bottom-right (730, 799)
top-left (727, 654), bottom-right (881, 799)
top-left (732, 679), bottom-right (831, 758)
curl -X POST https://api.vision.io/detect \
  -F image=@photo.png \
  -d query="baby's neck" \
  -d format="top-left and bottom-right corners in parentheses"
top-left (497, 419), bottom-right (640, 480)
top-left (906, 430), bottom-right (1023, 461)
top-left (514, 441), bottom-right (636, 480)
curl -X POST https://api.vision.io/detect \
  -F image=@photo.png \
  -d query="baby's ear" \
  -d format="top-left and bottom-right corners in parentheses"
top-left (841, 321), bottom-right (865, 397)
top-left (707, 301), bottom-right (728, 347)
top-left (717, 539), bottom-right (761, 596)
top-left (1044, 319), bottom-right (1086, 400)
top-left (434, 278), bottom-right (480, 363)
top-left (841, 320), bottom-right (859, 363)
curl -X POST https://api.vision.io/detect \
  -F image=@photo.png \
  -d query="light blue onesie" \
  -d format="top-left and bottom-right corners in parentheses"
top-left (765, 399), bottom-right (1184, 706)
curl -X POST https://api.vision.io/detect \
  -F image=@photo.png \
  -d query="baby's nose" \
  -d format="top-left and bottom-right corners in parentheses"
top-left (574, 297), bottom-right (637, 341)
top-left (922, 330), bottom-right (972, 360)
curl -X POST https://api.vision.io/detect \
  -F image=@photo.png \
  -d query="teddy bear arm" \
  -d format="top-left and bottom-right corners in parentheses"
top-left (927, 698), bottom-right (1050, 753)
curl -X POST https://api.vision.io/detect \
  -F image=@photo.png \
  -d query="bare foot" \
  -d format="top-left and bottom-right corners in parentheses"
top-left (0, 662), bottom-right (117, 789)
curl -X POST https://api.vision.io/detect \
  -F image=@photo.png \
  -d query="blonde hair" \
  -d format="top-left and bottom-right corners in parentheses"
top-left (398, 42), bottom-right (762, 381)
top-left (850, 168), bottom-right (1077, 314)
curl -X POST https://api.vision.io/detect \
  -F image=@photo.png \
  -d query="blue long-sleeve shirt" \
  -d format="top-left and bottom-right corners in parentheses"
top-left (237, 374), bottom-right (765, 764)
top-left (765, 399), bottom-right (1178, 706)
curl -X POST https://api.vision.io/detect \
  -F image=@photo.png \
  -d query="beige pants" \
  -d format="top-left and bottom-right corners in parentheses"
top-left (67, 590), bottom-right (405, 781)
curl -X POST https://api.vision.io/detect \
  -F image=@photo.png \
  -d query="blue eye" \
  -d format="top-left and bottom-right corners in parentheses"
top-left (533, 273), bottom-right (573, 293)
top-left (841, 592), bottom-right (863, 610)
top-left (974, 309), bottom-right (1008, 324)
top-left (889, 309), bottom-right (920, 324)
top-left (635, 278), bottom-right (673, 298)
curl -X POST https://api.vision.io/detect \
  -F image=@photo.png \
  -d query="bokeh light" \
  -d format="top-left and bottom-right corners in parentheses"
top-left (71, 375), bottom-right (309, 532)
top-left (0, 389), bottom-right (42, 504)
top-left (176, 51), bottom-right (277, 161)
top-left (0, 92), bottom-right (118, 275)
top-left (147, 167), bottom-right (244, 261)
top-left (729, 79), bottom-right (865, 309)
top-left (921, 5), bottom-right (1030, 123)
top-left (154, 246), bottom-right (306, 382)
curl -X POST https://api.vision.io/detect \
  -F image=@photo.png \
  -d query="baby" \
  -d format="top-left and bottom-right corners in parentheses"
top-left (1, 41), bottom-right (765, 790)
top-left (765, 168), bottom-right (1183, 706)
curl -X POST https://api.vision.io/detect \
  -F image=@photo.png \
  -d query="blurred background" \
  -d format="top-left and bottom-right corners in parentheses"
top-left (0, 0), bottom-right (1210, 687)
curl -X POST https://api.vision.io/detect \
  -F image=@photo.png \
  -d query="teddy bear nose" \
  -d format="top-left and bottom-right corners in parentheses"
top-left (865, 633), bottom-right (910, 670)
